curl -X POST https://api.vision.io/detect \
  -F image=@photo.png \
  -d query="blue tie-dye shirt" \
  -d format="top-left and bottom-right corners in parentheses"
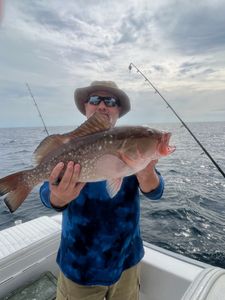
top-left (40, 173), bottom-right (164, 286)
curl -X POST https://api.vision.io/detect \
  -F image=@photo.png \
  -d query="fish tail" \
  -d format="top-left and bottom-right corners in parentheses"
top-left (0, 169), bottom-right (35, 213)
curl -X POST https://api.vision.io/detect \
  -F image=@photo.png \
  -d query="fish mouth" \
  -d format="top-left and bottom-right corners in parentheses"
top-left (159, 132), bottom-right (176, 156)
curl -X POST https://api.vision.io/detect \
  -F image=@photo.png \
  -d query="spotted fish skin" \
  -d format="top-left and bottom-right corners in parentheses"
top-left (0, 112), bottom-right (175, 212)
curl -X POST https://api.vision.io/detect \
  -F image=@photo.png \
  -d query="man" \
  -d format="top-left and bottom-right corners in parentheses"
top-left (40, 81), bottom-right (164, 300)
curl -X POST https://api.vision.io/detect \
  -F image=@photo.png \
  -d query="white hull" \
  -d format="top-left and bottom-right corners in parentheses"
top-left (0, 215), bottom-right (224, 299)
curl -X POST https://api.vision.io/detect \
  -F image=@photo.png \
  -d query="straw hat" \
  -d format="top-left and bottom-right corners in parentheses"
top-left (74, 81), bottom-right (131, 117)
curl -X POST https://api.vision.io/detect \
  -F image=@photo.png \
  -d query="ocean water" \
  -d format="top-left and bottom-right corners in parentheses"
top-left (0, 122), bottom-right (225, 268)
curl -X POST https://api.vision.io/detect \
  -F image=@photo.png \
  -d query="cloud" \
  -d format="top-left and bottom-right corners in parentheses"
top-left (116, 9), bottom-right (154, 44)
top-left (0, 0), bottom-right (225, 127)
top-left (155, 0), bottom-right (225, 55)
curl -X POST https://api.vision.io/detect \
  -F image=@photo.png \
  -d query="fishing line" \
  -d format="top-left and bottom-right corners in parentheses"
top-left (128, 62), bottom-right (225, 179)
top-left (25, 83), bottom-right (49, 136)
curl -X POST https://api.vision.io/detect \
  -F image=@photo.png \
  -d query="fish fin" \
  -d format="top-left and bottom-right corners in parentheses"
top-left (34, 134), bottom-right (70, 164)
top-left (67, 111), bottom-right (112, 138)
top-left (106, 178), bottom-right (123, 198)
top-left (95, 154), bottom-right (131, 177)
top-left (34, 112), bottom-right (111, 164)
top-left (0, 170), bottom-right (34, 212)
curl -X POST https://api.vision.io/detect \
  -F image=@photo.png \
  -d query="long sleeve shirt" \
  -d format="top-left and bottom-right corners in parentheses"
top-left (40, 173), bottom-right (164, 286)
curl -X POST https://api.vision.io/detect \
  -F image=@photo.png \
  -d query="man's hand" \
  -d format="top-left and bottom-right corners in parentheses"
top-left (136, 159), bottom-right (160, 193)
top-left (49, 161), bottom-right (85, 208)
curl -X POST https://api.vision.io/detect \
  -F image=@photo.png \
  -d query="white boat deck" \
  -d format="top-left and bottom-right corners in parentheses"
top-left (0, 215), bottom-right (224, 300)
top-left (0, 216), bottom-right (61, 260)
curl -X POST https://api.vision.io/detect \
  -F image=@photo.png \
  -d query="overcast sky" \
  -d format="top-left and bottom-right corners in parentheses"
top-left (0, 0), bottom-right (225, 128)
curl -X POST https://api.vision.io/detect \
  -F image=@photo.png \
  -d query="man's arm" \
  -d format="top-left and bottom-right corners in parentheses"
top-left (136, 160), bottom-right (164, 200)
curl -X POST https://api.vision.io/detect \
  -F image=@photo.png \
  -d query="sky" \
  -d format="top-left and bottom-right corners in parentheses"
top-left (0, 0), bottom-right (225, 128)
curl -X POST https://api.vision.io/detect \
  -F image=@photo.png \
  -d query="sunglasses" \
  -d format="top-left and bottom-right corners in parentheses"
top-left (86, 95), bottom-right (120, 107)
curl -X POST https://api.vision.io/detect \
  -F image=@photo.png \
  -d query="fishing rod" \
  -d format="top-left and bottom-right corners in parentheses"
top-left (128, 62), bottom-right (225, 179)
top-left (25, 83), bottom-right (49, 136)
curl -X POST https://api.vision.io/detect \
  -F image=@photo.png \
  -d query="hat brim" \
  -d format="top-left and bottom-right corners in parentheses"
top-left (74, 85), bottom-right (130, 118)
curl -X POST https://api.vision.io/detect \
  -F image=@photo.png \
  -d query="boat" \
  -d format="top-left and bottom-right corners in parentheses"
top-left (0, 214), bottom-right (225, 300)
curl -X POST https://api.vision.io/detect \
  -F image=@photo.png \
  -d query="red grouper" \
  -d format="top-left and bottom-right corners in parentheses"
top-left (0, 112), bottom-right (175, 212)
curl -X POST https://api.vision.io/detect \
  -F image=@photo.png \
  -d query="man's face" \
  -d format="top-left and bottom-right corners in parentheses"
top-left (84, 90), bottom-right (121, 127)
